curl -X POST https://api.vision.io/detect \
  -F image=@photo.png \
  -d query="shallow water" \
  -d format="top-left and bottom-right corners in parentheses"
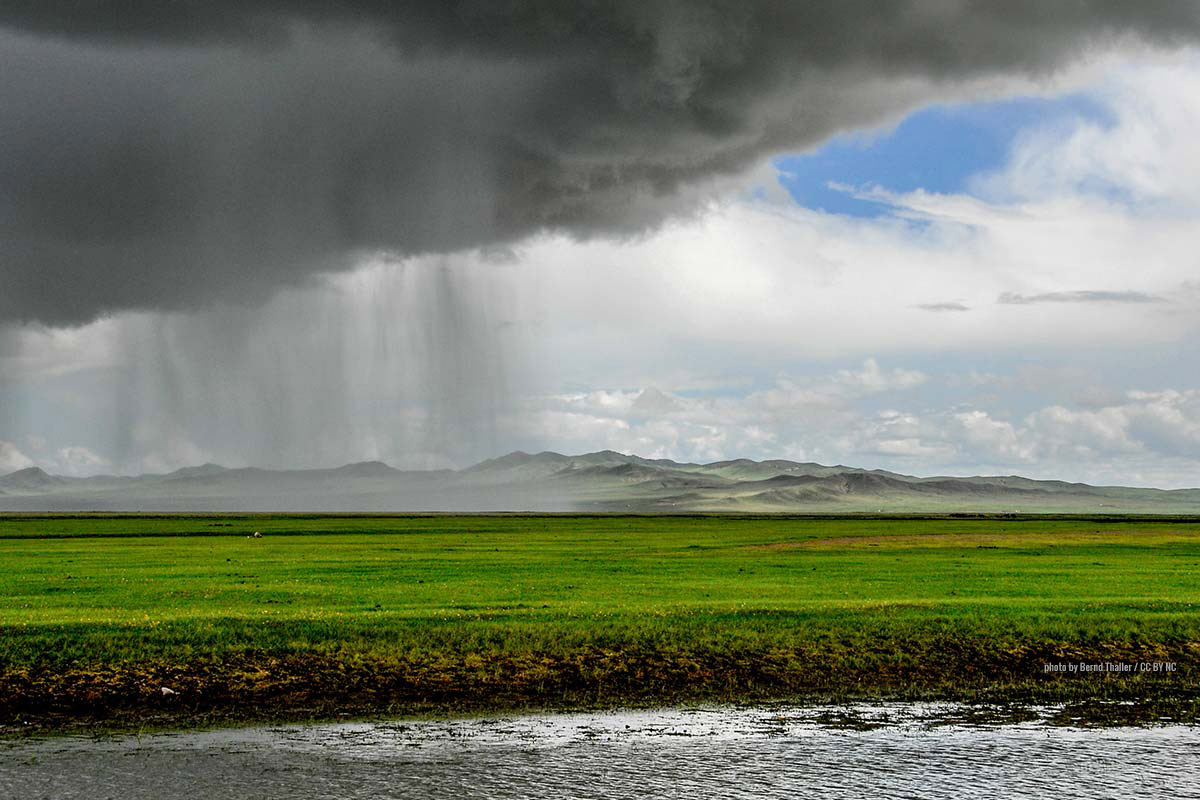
top-left (3, 705), bottom-right (1198, 799)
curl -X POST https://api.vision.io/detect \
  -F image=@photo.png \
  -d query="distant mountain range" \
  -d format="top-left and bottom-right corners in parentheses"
top-left (3, 450), bottom-right (1200, 513)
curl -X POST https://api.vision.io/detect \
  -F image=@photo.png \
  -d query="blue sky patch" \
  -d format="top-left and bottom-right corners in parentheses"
top-left (774, 92), bottom-right (1110, 218)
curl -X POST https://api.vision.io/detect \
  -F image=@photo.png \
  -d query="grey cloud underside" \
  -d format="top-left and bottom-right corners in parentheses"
top-left (3, 2), bottom-right (1200, 325)
top-left (997, 290), bottom-right (1164, 305)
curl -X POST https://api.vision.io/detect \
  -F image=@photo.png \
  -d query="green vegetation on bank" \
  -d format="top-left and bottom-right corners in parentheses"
top-left (2, 514), bottom-right (1199, 730)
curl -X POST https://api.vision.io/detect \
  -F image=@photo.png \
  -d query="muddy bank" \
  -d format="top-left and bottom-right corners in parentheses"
top-left (3, 640), bottom-right (1198, 734)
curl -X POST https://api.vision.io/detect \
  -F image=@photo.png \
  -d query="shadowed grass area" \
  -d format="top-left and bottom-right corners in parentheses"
top-left (1, 514), bottom-right (1199, 730)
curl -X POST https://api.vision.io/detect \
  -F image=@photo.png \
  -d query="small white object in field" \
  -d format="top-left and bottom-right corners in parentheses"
top-left (160, 686), bottom-right (177, 696)
top-left (253, 531), bottom-right (262, 538)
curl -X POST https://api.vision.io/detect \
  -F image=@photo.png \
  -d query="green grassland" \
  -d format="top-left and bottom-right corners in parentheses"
top-left (2, 514), bottom-right (1199, 730)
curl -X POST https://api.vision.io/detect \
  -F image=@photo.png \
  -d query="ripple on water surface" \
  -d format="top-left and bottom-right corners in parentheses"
top-left (2, 705), bottom-right (1199, 799)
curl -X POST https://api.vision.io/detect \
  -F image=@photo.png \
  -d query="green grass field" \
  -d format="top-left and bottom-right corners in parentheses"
top-left (2, 514), bottom-right (1199, 729)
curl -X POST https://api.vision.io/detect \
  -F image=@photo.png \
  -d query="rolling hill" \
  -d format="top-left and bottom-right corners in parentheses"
top-left (2, 450), bottom-right (1200, 512)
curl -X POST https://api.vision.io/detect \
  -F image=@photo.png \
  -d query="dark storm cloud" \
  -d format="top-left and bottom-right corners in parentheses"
top-left (997, 290), bottom-right (1164, 305)
top-left (2, 1), bottom-right (1199, 325)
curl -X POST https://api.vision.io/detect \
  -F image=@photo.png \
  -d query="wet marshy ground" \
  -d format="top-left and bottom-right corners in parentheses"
top-left (3, 703), bottom-right (1198, 799)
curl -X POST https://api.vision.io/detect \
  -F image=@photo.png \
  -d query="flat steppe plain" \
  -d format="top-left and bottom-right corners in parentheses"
top-left (2, 514), bottom-right (1198, 731)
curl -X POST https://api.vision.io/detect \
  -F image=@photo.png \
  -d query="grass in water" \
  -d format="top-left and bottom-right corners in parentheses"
top-left (1, 514), bottom-right (1198, 730)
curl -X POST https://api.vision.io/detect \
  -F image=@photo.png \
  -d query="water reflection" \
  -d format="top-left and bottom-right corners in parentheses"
top-left (3, 705), bottom-right (1198, 799)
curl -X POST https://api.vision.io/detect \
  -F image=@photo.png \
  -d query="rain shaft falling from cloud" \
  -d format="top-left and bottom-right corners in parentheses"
top-left (106, 256), bottom-right (523, 472)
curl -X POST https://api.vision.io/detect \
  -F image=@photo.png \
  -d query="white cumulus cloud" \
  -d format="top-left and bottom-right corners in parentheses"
top-left (0, 441), bottom-right (34, 474)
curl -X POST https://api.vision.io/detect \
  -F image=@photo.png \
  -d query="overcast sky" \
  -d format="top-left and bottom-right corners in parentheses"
top-left (3, 4), bottom-right (1200, 486)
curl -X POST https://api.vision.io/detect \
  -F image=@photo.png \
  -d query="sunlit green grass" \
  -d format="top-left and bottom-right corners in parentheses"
top-left (2, 515), bottom-right (1198, 669)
